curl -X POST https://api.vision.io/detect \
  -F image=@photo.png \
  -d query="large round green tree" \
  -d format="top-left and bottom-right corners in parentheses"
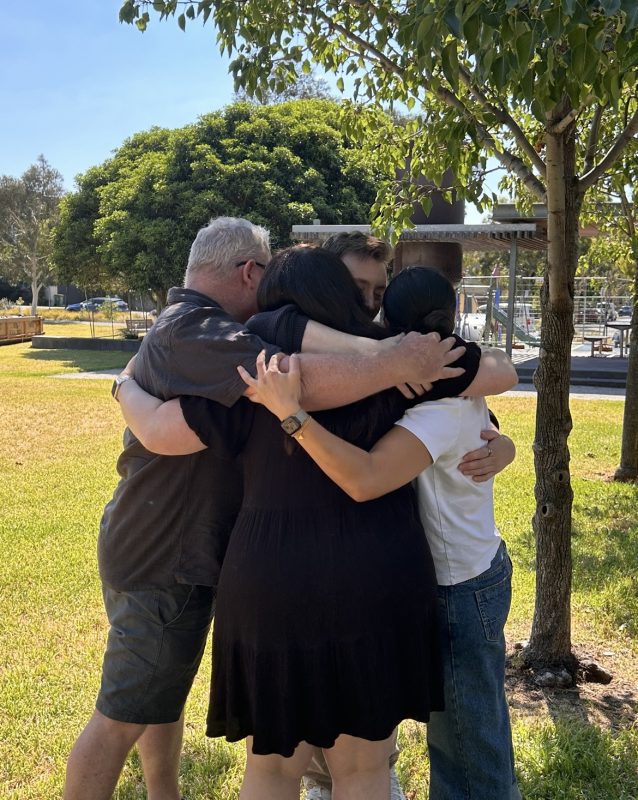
top-left (54, 99), bottom-right (378, 307)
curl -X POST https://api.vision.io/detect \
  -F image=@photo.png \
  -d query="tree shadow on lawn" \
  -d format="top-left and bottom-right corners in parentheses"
top-left (21, 347), bottom-right (130, 373)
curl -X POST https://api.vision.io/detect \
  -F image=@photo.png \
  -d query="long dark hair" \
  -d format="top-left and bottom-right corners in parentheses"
top-left (383, 266), bottom-right (456, 337)
top-left (258, 245), bottom-right (390, 341)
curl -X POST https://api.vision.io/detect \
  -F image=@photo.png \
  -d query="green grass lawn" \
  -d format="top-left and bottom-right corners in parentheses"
top-left (1, 341), bottom-right (637, 799)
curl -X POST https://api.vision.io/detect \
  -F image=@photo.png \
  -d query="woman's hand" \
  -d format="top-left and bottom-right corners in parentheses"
top-left (238, 350), bottom-right (303, 421)
top-left (457, 429), bottom-right (516, 482)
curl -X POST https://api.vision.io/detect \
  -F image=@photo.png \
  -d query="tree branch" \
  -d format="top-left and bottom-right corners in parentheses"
top-left (435, 85), bottom-right (547, 200)
top-left (312, 6), bottom-right (546, 201)
top-left (548, 95), bottom-right (596, 135)
top-left (458, 65), bottom-right (546, 178)
top-left (583, 104), bottom-right (604, 175)
top-left (580, 103), bottom-right (638, 192)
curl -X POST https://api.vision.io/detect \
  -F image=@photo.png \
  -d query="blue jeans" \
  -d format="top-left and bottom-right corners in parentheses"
top-left (427, 542), bottom-right (521, 799)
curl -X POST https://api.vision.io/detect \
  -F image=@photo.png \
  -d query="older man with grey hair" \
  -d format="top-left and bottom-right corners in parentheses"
top-left (64, 216), bottom-right (468, 800)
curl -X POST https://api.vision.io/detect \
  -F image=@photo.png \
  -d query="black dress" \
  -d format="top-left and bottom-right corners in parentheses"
top-left (180, 313), bottom-right (480, 757)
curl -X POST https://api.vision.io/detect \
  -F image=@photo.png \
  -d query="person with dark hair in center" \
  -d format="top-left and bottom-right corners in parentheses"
top-left (117, 249), bottom-right (517, 799)
top-left (242, 265), bottom-right (521, 800)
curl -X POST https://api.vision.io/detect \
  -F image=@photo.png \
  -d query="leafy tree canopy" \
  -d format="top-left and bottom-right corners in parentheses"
top-left (54, 99), bottom-right (379, 304)
top-left (120, 0), bottom-right (638, 234)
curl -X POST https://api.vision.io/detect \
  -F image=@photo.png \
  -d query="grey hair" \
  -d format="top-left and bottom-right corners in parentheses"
top-left (185, 217), bottom-right (271, 282)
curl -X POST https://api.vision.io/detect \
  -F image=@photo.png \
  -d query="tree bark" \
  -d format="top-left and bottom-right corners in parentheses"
top-left (615, 259), bottom-right (638, 481)
top-left (30, 277), bottom-right (40, 316)
top-left (526, 116), bottom-right (580, 671)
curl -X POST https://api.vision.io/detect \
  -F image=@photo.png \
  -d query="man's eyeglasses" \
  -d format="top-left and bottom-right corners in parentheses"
top-left (235, 259), bottom-right (267, 269)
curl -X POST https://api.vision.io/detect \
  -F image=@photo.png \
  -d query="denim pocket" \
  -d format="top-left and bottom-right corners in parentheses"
top-left (475, 570), bottom-right (512, 642)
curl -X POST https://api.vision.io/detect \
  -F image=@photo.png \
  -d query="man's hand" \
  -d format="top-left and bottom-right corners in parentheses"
top-left (389, 332), bottom-right (465, 391)
top-left (458, 429), bottom-right (516, 482)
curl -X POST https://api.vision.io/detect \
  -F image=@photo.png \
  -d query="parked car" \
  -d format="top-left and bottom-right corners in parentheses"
top-left (66, 297), bottom-right (128, 312)
top-left (574, 307), bottom-right (603, 324)
top-left (618, 304), bottom-right (633, 318)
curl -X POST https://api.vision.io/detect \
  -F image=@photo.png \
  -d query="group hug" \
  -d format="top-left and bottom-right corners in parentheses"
top-left (63, 216), bottom-right (522, 800)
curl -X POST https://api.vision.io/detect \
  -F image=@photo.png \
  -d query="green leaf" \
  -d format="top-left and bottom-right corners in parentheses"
top-left (515, 30), bottom-right (534, 70)
top-left (624, 1), bottom-right (638, 31)
top-left (443, 10), bottom-right (462, 38)
top-left (562, 0), bottom-right (576, 16)
top-left (177, 13), bottom-right (186, 31)
top-left (599, 0), bottom-right (621, 15)
top-left (440, 40), bottom-right (459, 91)
top-left (544, 7), bottom-right (562, 38)
top-left (462, 12), bottom-right (480, 50)
top-left (336, 77), bottom-right (344, 92)
top-left (416, 12), bottom-right (437, 50)
top-left (491, 54), bottom-right (507, 90)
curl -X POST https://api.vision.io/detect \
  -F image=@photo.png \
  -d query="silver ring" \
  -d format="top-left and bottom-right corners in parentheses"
top-left (487, 446), bottom-right (493, 457)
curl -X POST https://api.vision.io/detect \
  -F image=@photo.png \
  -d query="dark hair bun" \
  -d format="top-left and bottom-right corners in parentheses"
top-left (383, 266), bottom-right (456, 337)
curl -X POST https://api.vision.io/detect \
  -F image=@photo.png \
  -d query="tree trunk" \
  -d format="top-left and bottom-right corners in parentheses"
top-left (526, 118), bottom-right (580, 671)
top-left (152, 287), bottom-right (168, 312)
top-left (30, 277), bottom-right (41, 316)
top-left (615, 259), bottom-right (638, 481)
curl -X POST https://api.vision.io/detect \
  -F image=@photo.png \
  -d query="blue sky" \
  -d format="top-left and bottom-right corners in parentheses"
top-left (1, 0), bottom-right (235, 190)
top-left (1, 1), bottom-right (486, 221)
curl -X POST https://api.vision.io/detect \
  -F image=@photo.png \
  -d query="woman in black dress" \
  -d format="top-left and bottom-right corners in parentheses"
top-left (120, 246), bottom-right (480, 800)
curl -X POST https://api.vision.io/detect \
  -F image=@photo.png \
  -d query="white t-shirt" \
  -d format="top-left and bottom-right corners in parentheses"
top-left (396, 397), bottom-right (501, 586)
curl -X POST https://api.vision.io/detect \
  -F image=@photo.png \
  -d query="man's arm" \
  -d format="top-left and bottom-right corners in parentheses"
top-left (300, 320), bottom-right (400, 355)
top-left (461, 348), bottom-right (518, 397)
top-left (293, 332), bottom-right (466, 411)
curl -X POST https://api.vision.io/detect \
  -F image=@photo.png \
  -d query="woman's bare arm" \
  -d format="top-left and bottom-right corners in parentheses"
top-left (117, 379), bottom-right (206, 455)
top-left (238, 351), bottom-right (432, 502)
top-left (461, 348), bottom-right (518, 397)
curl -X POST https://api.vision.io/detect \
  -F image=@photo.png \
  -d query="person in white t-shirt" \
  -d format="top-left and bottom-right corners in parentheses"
top-left (239, 265), bottom-right (521, 800)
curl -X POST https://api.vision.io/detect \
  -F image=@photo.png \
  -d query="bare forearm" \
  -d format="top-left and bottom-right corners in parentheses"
top-left (294, 420), bottom-right (383, 501)
top-left (298, 333), bottom-right (466, 411)
top-left (301, 321), bottom-right (390, 355)
top-left (118, 381), bottom-right (205, 455)
top-left (297, 351), bottom-right (400, 410)
top-left (462, 348), bottom-right (518, 397)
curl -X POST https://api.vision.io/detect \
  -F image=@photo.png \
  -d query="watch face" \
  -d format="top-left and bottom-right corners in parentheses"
top-left (281, 416), bottom-right (301, 435)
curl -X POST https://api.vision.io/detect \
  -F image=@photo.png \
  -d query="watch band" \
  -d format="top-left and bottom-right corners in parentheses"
top-left (280, 409), bottom-right (311, 438)
top-left (111, 373), bottom-right (133, 402)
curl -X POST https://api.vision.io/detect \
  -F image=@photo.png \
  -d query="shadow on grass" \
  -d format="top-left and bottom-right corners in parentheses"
top-left (20, 348), bottom-right (130, 373)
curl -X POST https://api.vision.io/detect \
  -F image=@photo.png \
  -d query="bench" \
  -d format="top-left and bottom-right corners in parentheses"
top-left (125, 318), bottom-right (153, 335)
top-left (583, 335), bottom-right (609, 357)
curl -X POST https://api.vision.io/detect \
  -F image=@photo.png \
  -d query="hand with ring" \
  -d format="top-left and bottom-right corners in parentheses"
top-left (458, 429), bottom-right (516, 482)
